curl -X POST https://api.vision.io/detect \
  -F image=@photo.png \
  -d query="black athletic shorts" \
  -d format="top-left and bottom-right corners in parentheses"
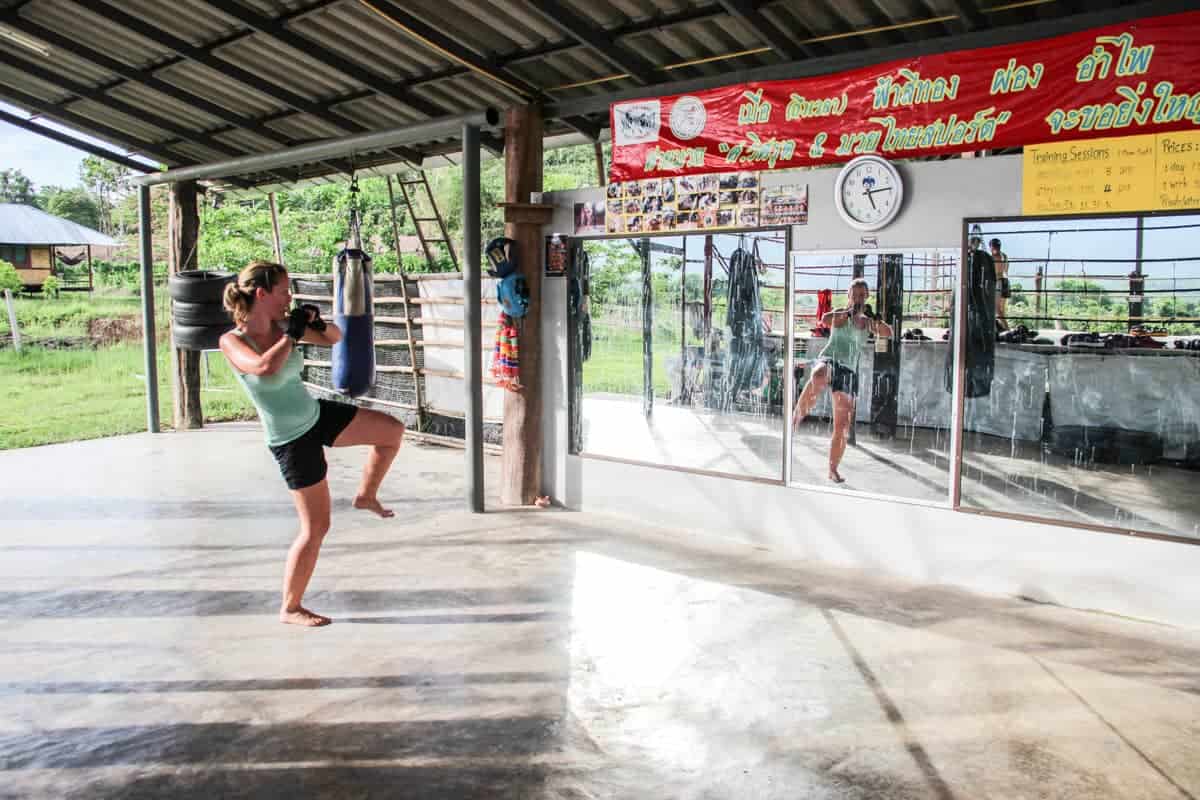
top-left (999, 277), bottom-right (1012, 299)
top-left (817, 358), bottom-right (859, 398)
top-left (269, 399), bottom-right (359, 490)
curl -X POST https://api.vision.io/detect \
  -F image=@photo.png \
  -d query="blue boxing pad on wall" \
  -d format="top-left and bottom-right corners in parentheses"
top-left (331, 220), bottom-right (375, 397)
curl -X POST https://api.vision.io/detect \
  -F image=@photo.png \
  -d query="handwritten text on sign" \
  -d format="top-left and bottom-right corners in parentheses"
top-left (1023, 129), bottom-right (1200, 214)
top-left (610, 11), bottom-right (1200, 183)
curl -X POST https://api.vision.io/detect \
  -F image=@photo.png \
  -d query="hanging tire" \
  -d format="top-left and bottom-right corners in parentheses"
top-left (168, 270), bottom-right (234, 304)
top-left (172, 300), bottom-right (233, 327)
top-left (173, 322), bottom-right (234, 351)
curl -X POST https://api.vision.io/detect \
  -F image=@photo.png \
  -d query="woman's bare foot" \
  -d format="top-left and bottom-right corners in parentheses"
top-left (354, 495), bottom-right (395, 518)
top-left (828, 469), bottom-right (845, 484)
top-left (279, 606), bottom-right (332, 627)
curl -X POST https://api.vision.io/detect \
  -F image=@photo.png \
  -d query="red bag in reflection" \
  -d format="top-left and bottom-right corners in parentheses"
top-left (812, 289), bottom-right (833, 337)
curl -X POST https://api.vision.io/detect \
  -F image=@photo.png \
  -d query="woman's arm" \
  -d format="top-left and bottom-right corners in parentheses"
top-left (300, 321), bottom-right (341, 346)
top-left (296, 305), bottom-right (342, 345)
top-left (219, 330), bottom-right (294, 377)
top-left (873, 317), bottom-right (893, 337)
top-left (824, 309), bottom-right (850, 327)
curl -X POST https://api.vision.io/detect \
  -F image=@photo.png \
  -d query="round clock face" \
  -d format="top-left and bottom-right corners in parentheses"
top-left (835, 156), bottom-right (903, 231)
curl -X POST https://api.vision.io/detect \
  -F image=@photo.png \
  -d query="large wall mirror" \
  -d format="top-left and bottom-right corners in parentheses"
top-left (572, 230), bottom-right (789, 479)
top-left (788, 249), bottom-right (959, 502)
top-left (960, 214), bottom-right (1200, 540)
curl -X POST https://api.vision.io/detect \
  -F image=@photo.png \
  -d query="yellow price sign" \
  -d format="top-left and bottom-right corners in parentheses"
top-left (1155, 130), bottom-right (1200, 211)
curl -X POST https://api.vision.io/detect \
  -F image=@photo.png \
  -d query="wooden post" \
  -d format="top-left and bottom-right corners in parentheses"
top-left (267, 192), bottom-right (284, 265)
top-left (4, 289), bottom-right (20, 352)
top-left (86, 245), bottom-right (93, 292)
top-left (499, 105), bottom-right (546, 506)
top-left (169, 180), bottom-right (203, 430)
top-left (593, 140), bottom-right (606, 187)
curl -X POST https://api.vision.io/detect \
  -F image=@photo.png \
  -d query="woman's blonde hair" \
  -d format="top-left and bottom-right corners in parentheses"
top-left (223, 260), bottom-right (288, 325)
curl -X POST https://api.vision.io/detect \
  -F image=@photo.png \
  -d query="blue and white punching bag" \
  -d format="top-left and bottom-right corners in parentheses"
top-left (331, 209), bottom-right (375, 397)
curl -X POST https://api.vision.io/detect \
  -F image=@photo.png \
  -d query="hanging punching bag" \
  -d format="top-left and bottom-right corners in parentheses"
top-left (332, 202), bottom-right (375, 397)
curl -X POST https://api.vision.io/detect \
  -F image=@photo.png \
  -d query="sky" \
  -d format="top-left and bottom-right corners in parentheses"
top-left (0, 102), bottom-right (155, 190)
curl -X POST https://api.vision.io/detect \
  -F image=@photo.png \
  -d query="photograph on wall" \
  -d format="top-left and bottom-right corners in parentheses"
top-left (574, 201), bottom-right (606, 235)
top-left (545, 233), bottom-right (570, 276)
top-left (601, 170), bottom-right (772, 236)
top-left (760, 184), bottom-right (809, 226)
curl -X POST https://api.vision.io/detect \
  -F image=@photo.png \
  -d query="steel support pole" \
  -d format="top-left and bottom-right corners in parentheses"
top-left (138, 185), bottom-right (161, 433)
top-left (463, 123), bottom-right (484, 513)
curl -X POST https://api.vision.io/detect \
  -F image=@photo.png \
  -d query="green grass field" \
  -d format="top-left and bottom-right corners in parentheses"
top-left (584, 322), bottom-right (676, 397)
top-left (1, 292), bottom-right (165, 339)
top-left (0, 343), bottom-right (256, 450)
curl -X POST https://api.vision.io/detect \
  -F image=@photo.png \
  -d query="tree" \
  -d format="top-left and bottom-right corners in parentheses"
top-left (0, 260), bottom-right (21, 293)
top-left (44, 188), bottom-right (101, 230)
top-left (0, 169), bottom-right (37, 205)
top-left (79, 156), bottom-right (132, 235)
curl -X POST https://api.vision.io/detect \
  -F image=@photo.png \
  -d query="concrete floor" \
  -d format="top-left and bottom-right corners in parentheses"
top-left (583, 395), bottom-right (1200, 537)
top-left (3, 424), bottom-right (1200, 799)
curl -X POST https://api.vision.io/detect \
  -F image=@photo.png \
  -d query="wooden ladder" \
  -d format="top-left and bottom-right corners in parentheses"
top-left (395, 171), bottom-right (458, 272)
top-left (385, 175), bottom-right (427, 432)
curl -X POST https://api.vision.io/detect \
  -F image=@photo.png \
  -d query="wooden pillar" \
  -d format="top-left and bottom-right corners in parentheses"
top-left (593, 140), bottom-right (606, 187)
top-left (169, 180), bottom-right (203, 430)
top-left (499, 105), bottom-right (547, 506)
top-left (86, 245), bottom-right (93, 292)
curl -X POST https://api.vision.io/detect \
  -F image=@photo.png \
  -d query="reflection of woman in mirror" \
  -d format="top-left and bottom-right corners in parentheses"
top-left (791, 279), bottom-right (892, 483)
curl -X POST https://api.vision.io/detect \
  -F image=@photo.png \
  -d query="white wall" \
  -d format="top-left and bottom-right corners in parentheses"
top-left (539, 158), bottom-right (1200, 630)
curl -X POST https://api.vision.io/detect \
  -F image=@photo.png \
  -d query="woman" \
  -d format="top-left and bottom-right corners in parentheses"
top-left (219, 260), bottom-right (405, 627)
top-left (791, 278), bottom-right (892, 484)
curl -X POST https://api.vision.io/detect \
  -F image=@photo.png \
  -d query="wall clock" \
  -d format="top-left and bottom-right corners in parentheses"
top-left (834, 155), bottom-right (904, 231)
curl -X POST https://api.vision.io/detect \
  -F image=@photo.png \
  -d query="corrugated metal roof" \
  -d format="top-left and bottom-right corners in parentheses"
top-left (0, 0), bottom-right (1156, 189)
top-left (0, 204), bottom-right (120, 246)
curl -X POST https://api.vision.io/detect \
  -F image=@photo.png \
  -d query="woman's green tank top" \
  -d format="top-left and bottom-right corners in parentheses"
top-left (819, 318), bottom-right (870, 371)
top-left (231, 329), bottom-right (319, 446)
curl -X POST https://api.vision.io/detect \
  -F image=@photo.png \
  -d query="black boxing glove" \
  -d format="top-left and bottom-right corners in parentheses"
top-left (301, 303), bottom-right (326, 332)
top-left (285, 306), bottom-right (308, 342)
top-left (863, 303), bottom-right (876, 320)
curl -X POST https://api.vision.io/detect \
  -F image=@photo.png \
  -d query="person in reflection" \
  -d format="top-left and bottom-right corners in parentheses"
top-left (219, 260), bottom-right (406, 628)
top-left (791, 278), bottom-right (892, 483)
top-left (990, 238), bottom-right (1010, 331)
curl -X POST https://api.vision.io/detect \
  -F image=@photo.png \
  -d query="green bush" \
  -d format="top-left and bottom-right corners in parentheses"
top-left (41, 275), bottom-right (61, 299)
top-left (0, 259), bottom-right (20, 294)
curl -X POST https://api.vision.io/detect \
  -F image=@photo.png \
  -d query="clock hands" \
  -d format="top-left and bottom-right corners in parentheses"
top-left (863, 186), bottom-right (893, 196)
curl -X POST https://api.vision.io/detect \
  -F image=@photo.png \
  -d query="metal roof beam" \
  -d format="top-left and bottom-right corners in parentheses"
top-left (717, 0), bottom-right (812, 60)
top-left (522, 0), bottom-right (659, 84)
top-left (358, 0), bottom-right (541, 101)
top-left (0, 107), bottom-right (153, 173)
top-left (132, 109), bottom-right (500, 186)
top-left (196, 0), bottom-right (447, 119)
top-left (0, 10), bottom-right (298, 150)
top-left (0, 85), bottom-right (195, 167)
top-left (0, 49), bottom-right (245, 160)
top-left (81, 1), bottom-right (423, 166)
top-left (562, 115), bottom-right (602, 141)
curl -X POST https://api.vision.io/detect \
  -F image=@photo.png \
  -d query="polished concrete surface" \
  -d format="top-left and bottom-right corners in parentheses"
top-left (2, 423), bottom-right (1200, 799)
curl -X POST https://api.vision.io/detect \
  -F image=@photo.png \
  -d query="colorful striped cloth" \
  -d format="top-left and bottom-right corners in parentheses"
top-left (491, 312), bottom-right (521, 390)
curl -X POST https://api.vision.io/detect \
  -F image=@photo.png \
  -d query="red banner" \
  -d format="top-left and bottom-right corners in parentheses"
top-left (609, 11), bottom-right (1200, 183)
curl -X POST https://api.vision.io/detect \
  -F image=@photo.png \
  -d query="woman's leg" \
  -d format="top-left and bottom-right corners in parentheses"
top-left (333, 408), bottom-right (406, 518)
top-left (281, 479), bottom-right (332, 627)
top-left (792, 362), bottom-right (830, 429)
top-left (828, 391), bottom-right (855, 483)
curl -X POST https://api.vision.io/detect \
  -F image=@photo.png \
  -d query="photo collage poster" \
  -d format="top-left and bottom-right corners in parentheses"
top-left (600, 172), bottom-right (777, 236)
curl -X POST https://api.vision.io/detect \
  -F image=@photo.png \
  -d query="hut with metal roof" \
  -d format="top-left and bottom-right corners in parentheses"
top-left (0, 203), bottom-right (119, 290)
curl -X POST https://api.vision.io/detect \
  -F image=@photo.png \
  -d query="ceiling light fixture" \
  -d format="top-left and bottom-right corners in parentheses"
top-left (0, 25), bottom-right (50, 57)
